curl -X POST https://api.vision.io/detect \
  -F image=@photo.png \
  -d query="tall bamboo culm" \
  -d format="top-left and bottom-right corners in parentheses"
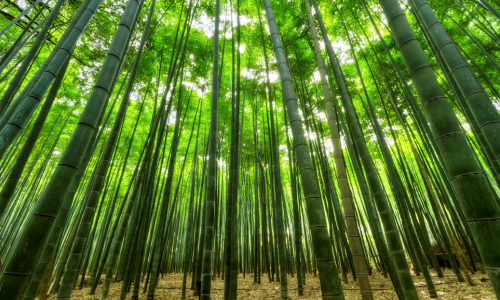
top-left (261, 0), bottom-right (345, 298)
top-left (377, 0), bottom-right (500, 297)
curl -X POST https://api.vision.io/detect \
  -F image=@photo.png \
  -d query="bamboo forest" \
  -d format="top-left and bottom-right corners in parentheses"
top-left (1, 0), bottom-right (500, 299)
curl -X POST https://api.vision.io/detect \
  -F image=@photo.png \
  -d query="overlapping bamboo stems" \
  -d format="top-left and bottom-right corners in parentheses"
top-left (156, 90), bottom-right (199, 282)
top-left (0, 118), bottom-right (64, 247)
top-left (228, 0), bottom-right (242, 297)
top-left (0, 27), bottom-right (23, 62)
top-left (0, 0), bottom-right (140, 295)
top-left (237, 56), bottom-right (250, 281)
top-left (181, 153), bottom-right (199, 299)
top-left (139, 2), bottom-right (187, 294)
top-left (263, 91), bottom-right (276, 283)
top-left (359, 0), bottom-right (454, 196)
top-left (0, 0), bottom-right (94, 129)
top-left (181, 51), bottom-right (207, 300)
top-left (310, 0), bottom-right (417, 298)
top-left (189, 153), bottom-right (204, 287)
top-left (454, 39), bottom-right (500, 100)
top-left (0, 0), bottom-right (50, 76)
top-left (251, 104), bottom-right (271, 284)
top-left (201, 8), bottom-right (229, 285)
top-left (457, 2), bottom-right (500, 46)
top-left (304, 0), bottom-right (373, 297)
top-left (86, 98), bottom-right (146, 290)
top-left (80, 163), bottom-right (118, 289)
top-left (55, 0), bottom-right (152, 297)
top-left (47, 134), bottom-right (112, 295)
top-left (0, 54), bottom-right (28, 85)
top-left (398, 56), bottom-right (484, 277)
top-left (0, 0), bottom-right (43, 40)
top-left (387, 94), bottom-right (477, 285)
top-left (373, 34), bottom-right (479, 279)
top-left (376, 0), bottom-right (500, 297)
top-left (474, 0), bottom-right (500, 20)
top-left (129, 13), bottom-right (184, 296)
top-left (254, 2), bottom-right (288, 298)
top-left (355, 47), bottom-right (438, 298)
top-left (260, 0), bottom-right (345, 298)
top-left (0, 56), bottom-right (70, 220)
top-left (123, 128), bottom-right (166, 288)
top-left (251, 94), bottom-right (261, 285)
top-left (281, 78), bottom-right (303, 295)
top-left (146, 28), bottom-right (194, 299)
top-left (323, 58), bottom-right (404, 298)
top-left (87, 119), bottom-right (147, 294)
top-left (32, 6), bottom-right (147, 298)
top-left (253, 2), bottom-right (273, 283)
top-left (77, 155), bottom-right (120, 288)
top-left (406, 2), bottom-right (500, 191)
top-left (298, 81), bottom-right (351, 282)
top-left (0, 2), bottom-right (49, 76)
top-left (417, 149), bottom-right (482, 282)
top-left (268, 74), bottom-right (288, 299)
top-left (0, 0), bottom-right (65, 122)
top-left (159, 86), bottom-right (199, 277)
top-left (428, 1), bottom-right (500, 72)
top-left (292, 66), bottom-right (337, 281)
top-left (140, 2), bottom-right (195, 295)
top-left (359, 33), bottom-right (467, 281)
top-left (98, 97), bottom-right (157, 298)
top-left (0, 1), bottom-right (499, 299)
top-left (0, 156), bottom-right (55, 244)
top-left (126, 176), bottom-right (151, 300)
top-left (339, 6), bottom-right (442, 296)
top-left (0, 113), bottom-right (60, 225)
top-left (390, 0), bottom-right (472, 281)
top-left (97, 1), bottom-right (194, 296)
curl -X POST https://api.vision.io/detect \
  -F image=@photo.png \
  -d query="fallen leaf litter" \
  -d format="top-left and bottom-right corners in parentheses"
top-left (46, 268), bottom-right (496, 299)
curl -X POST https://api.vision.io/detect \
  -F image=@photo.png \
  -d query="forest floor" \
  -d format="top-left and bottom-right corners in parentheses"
top-left (46, 268), bottom-right (496, 299)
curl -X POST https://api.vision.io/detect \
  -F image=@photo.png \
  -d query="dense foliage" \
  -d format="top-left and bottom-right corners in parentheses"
top-left (0, 0), bottom-right (499, 299)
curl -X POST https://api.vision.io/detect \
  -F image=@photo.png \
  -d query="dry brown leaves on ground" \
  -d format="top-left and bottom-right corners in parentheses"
top-left (46, 268), bottom-right (496, 299)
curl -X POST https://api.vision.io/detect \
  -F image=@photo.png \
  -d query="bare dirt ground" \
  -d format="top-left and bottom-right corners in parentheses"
top-left (47, 268), bottom-right (496, 299)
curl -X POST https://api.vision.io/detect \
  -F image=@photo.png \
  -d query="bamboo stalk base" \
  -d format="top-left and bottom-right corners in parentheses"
top-left (47, 269), bottom-right (495, 299)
